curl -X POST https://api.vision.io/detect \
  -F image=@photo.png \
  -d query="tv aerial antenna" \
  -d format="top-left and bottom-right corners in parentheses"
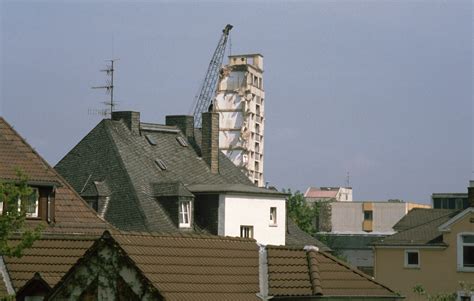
top-left (91, 59), bottom-right (119, 118)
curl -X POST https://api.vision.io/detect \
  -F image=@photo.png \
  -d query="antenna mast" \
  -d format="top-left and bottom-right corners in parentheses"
top-left (92, 59), bottom-right (118, 117)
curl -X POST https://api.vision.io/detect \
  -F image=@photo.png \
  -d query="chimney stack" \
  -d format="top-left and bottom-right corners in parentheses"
top-left (165, 115), bottom-right (195, 140)
top-left (111, 111), bottom-right (140, 135)
top-left (201, 112), bottom-right (219, 174)
top-left (468, 181), bottom-right (474, 208)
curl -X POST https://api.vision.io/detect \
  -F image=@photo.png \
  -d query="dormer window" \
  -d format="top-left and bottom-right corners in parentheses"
top-left (179, 201), bottom-right (191, 228)
top-left (19, 187), bottom-right (39, 218)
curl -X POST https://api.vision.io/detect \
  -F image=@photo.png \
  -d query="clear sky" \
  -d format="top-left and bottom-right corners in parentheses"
top-left (1, 0), bottom-right (472, 203)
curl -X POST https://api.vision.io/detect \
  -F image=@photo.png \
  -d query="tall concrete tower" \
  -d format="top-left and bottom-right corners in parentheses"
top-left (215, 54), bottom-right (265, 186)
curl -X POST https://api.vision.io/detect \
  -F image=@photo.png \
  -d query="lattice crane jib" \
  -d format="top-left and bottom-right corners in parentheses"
top-left (192, 24), bottom-right (233, 128)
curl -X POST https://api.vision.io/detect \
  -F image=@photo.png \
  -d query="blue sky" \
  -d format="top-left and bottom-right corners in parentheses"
top-left (1, 0), bottom-right (472, 202)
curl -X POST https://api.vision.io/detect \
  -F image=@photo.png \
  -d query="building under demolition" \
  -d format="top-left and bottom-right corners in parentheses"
top-left (215, 54), bottom-right (265, 186)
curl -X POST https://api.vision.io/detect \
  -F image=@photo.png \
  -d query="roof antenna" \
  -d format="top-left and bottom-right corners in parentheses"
top-left (345, 171), bottom-right (350, 187)
top-left (91, 59), bottom-right (119, 118)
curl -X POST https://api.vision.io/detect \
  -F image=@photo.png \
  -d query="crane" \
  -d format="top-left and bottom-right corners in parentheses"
top-left (192, 24), bottom-right (233, 128)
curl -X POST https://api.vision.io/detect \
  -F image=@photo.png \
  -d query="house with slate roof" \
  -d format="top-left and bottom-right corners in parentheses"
top-left (55, 111), bottom-right (326, 247)
top-left (373, 181), bottom-right (474, 300)
top-left (0, 117), bottom-right (111, 300)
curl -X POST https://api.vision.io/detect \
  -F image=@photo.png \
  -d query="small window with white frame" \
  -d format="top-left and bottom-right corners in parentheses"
top-left (178, 200), bottom-right (191, 228)
top-left (457, 233), bottom-right (474, 272)
top-left (240, 225), bottom-right (254, 238)
top-left (270, 207), bottom-right (277, 226)
top-left (404, 250), bottom-right (420, 268)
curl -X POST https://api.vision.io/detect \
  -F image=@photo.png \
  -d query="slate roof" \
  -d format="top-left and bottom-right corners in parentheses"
top-left (51, 231), bottom-right (260, 301)
top-left (266, 245), bottom-right (400, 298)
top-left (393, 208), bottom-right (457, 231)
top-left (286, 219), bottom-right (331, 252)
top-left (0, 117), bottom-right (110, 234)
top-left (316, 234), bottom-right (386, 250)
top-left (54, 118), bottom-right (265, 233)
top-left (373, 208), bottom-right (459, 246)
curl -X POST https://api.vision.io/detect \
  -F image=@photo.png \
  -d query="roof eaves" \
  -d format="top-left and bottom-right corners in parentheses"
top-left (438, 207), bottom-right (474, 232)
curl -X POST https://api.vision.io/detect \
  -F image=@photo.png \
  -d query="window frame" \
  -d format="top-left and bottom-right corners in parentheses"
top-left (18, 187), bottom-right (40, 218)
top-left (404, 249), bottom-right (420, 268)
top-left (269, 207), bottom-right (277, 226)
top-left (457, 232), bottom-right (474, 272)
top-left (178, 200), bottom-right (191, 228)
top-left (364, 210), bottom-right (373, 221)
top-left (240, 225), bottom-right (254, 238)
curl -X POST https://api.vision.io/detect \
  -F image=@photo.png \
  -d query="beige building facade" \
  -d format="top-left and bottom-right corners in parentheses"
top-left (374, 207), bottom-right (474, 300)
top-left (215, 54), bottom-right (265, 186)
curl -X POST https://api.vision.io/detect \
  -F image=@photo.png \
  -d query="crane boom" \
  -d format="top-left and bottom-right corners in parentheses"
top-left (192, 24), bottom-right (233, 127)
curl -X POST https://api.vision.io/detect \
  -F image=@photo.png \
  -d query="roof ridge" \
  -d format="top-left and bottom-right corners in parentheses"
top-left (113, 230), bottom-right (257, 242)
top-left (104, 120), bottom-right (153, 231)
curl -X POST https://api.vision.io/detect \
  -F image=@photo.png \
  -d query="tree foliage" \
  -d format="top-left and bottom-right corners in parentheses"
top-left (0, 172), bottom-right (43, 257)
top-left (284, 189), bottom-right (318, 235)
top-left (413, 282), bottom-right (474, 301)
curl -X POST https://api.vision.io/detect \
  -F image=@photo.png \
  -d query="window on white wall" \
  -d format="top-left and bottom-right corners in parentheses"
top-left (179, 201), bottom-right (191, 228)
top-left (240, 226), bottom-right (254, 238)
top-left (457, 233), bottom-right (474, 272)
top-left (270, 207), bottom-right (277, 225)
top-left (404, 250), bottom-right (420, 268)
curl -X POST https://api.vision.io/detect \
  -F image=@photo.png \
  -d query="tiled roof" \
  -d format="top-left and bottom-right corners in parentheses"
top-left (374, 208), bottom-right (459, 246)
top-left (0, 117), bottom-right (59, 185)
top-left (113, 232), bottom-right (260, 301)
top-left (286, 219), bottom-right (331, 252)
top-left (0, 117), bottom-right (111, 235)
top-left (393, 208), bottom-right (457, 231)
top-left (51, 231), bottom-right (260, 301)
top-left (2, 234), bottom-right (97, 292)
top-left (304, 187), bottom-right (338, 198)
top-left (266, 245), bottom-right (399, 298)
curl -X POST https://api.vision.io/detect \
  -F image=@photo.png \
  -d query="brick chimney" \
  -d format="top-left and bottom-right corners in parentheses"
top-left (468, 180), bottom-right (474, 208)
top-left (165, 115), bottom-right (194, 140)
top-left (111, 111), bottom-right (140, 135)
top-left (201, 112), bottom-right (219, 174)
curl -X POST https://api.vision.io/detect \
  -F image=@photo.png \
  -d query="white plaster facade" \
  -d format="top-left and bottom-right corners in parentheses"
top-left (215, 54), bottom-right (265, 186)
top-left (217, 193), bottom-right (286, 246)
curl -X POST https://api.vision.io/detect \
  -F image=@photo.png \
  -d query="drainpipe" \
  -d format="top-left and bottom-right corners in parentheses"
top-left (256, 244), bottom-right (273, 300)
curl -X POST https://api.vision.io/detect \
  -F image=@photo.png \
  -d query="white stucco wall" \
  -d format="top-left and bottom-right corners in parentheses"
top-left (217, 194), bottom-right (286, 245)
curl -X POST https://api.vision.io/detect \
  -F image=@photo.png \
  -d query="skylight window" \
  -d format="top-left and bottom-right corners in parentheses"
top-left (154, 159), bottom-right (167, 170)
top-left (176, 136), bottom-right (188, 147)
top-left (145, 134), bottom-right (157, 146)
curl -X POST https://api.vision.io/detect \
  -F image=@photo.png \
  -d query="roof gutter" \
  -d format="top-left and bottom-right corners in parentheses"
top-left (271, 296), bottom-right (404, 300)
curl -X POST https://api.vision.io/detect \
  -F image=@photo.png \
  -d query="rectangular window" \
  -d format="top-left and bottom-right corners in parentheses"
top-left (364, 210), bottom-right (373, 221)
top-left (240, 226), bottom-right (254, 238)
top-left (179, 201), bottom-right (191, 228)
top-left (404, 250), bottom-right (420, 268)
top-left (461, 235), bottom-right (474, 269)
top-left (270, 207), bottom-right (277, 225)
top-left (18, 188), bottom-right (39, 218)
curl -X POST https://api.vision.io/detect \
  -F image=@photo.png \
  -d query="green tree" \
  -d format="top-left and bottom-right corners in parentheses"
top-left (284, 189), bottom-right (318, 235)
top-left (0, 172), bottom-right (42, 257)
top-left (412, 282), bottom-right (474, 301)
